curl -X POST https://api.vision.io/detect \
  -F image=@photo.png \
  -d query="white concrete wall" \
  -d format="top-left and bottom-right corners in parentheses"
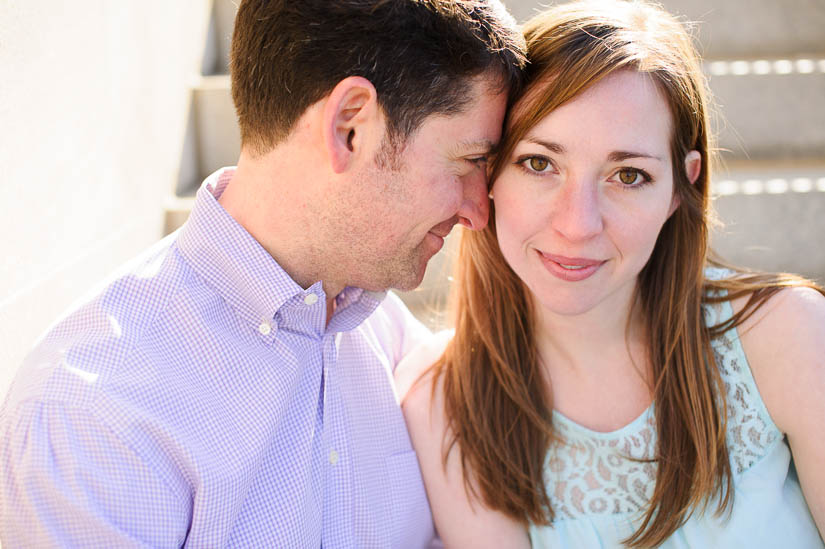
top-left (0, 1), bottom-right (213, 400)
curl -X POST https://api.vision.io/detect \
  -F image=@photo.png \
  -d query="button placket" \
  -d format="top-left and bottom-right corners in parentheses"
top-left (322, 335), bottom-right (341, 470)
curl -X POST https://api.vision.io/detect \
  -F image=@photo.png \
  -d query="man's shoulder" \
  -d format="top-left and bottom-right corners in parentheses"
top-left (4, 233), bottom-right (213, 413)
top-left (354, 292), bottom-right (433, 367)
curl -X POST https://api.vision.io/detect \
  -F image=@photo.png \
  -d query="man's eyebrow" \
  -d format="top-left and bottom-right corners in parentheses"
top-left (608, 150), bottom-right (663, 162)
top-left (453, 139), bottom-right (496, 156)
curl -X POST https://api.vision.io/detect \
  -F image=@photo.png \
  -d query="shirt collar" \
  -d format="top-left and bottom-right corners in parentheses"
top-left (328, 287), bottom-right (387, 333)
top-left (175, 168), bottom-right (386, 335)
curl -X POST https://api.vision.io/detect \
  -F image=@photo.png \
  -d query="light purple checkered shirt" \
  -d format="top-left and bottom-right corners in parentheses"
top-left (1, 168), bottom-right (436, 548)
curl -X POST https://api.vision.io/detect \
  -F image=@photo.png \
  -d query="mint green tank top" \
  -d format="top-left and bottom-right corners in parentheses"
top-left (529, 270), bottom-right (823, 548)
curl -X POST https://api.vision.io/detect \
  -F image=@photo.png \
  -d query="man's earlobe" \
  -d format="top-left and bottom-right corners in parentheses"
top-left (323, 76), bottom-right (379, 174)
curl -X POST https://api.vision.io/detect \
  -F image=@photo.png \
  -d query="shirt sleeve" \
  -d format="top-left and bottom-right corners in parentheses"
top-left (0, 400), bottom-right (191, 548)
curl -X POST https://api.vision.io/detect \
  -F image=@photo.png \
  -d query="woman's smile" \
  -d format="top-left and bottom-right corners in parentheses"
top-left (536, 251), bottom-right (605, 282)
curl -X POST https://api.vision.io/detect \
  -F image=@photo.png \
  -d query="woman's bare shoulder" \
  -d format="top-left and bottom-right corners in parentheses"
top-left (395, 329), bottom-right (453, 407)
top-left (732, 285), bottom-right (825, 359)
top-left (732, 285), bottom-right (825, 432)
top-left (393, 329), bottom-right (532, 548)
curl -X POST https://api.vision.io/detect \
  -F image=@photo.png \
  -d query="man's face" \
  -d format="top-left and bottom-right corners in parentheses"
top-left (325, 76), bottom-right (509, 292)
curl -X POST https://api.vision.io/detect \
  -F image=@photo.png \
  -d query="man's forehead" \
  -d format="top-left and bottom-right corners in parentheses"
top-left (410, 79), bottom-right (507, 153)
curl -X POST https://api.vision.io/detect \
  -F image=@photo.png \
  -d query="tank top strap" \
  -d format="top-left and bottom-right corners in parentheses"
top-left (703, 268), bottom-right (783, 476)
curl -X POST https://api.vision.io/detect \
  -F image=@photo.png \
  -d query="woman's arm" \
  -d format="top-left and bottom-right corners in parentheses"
top-left (736, 286), bottom-right (825, 534)
top-left (395, 332), bottom-right (532, 549)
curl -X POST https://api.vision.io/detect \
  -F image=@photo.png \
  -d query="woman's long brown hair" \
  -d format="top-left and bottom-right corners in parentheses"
top-left (431, 1), bottom-right (825, 547)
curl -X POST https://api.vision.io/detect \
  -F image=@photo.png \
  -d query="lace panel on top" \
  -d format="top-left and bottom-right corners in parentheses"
top-left (544, 293), bottom-right (781, 521)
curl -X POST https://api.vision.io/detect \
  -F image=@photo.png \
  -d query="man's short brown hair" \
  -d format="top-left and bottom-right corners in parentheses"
top-left (230, 0), bottom-right (526, 155)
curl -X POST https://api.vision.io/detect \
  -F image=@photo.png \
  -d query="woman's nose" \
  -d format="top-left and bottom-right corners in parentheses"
top-left (550, 180), bottom-right (603, 242)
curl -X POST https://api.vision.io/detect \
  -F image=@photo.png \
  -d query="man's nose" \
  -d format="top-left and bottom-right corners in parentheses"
top-left (456, 170), bottom-right (490, 231)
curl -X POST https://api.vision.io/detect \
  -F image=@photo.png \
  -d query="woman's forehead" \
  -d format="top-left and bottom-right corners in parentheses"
top-left (512, 70), bottom-right (672, 148)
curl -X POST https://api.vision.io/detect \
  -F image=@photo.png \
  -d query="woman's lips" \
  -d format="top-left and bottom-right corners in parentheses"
top-left (537, 251), bottom-right (605, 282)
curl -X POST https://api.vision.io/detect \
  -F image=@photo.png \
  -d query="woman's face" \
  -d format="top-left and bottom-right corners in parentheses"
top-left (492, 69), bottom-right (698, 318)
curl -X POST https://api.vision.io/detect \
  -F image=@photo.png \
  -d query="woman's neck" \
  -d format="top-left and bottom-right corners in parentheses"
top-left (533, 283), bottom-right (654, 430)
top-left (534, 284), bottom-right (643, 370)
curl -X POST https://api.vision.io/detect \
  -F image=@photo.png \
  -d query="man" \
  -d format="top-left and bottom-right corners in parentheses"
top-left (0, 1), bottom-right (524, 546)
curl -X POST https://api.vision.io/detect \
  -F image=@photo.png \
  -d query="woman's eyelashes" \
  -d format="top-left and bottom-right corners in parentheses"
top-left (514, 154), bottom-right (555, 175)
top-left (513, 154), bottom-right (654, 188)
top-left (608, 167), bottom-right (654, 188)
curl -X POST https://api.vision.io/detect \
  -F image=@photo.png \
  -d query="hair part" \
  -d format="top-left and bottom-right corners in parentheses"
top-left (230, 0), bottom-right (526, 156)
top-left (433, 1), bottom-right (825, 547)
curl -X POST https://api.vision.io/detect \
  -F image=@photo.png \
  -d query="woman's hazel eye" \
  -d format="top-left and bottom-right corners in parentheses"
top-left (618, 169), bottom-right (640, 185)
top-left (529, 157), bottom-right (549, 172)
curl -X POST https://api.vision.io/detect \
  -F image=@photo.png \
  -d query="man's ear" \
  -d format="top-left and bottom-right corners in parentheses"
top-left (322, 76), bottom-right (380, 174)
top-left (669, 150), bottom-right (702, 216)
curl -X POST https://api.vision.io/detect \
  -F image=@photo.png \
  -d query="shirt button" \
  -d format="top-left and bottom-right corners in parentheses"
top-left (304, 293), bottom-right (319, 305)
top-left (329, 449), bottom-right (339, 465)
top-left (258, 322), bottom-right (272, 335)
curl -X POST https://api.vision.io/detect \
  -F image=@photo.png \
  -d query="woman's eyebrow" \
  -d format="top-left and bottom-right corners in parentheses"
top-left (523, 138), bottom-right (565, 154)
top-left (519, 139), bottom-right (664, 163)
top-left (608, 150), bottom-right (663, 162)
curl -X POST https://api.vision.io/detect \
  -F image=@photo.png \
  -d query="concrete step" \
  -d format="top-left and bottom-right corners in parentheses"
top-left (175, 75), bottom-right (240, 195)
top-left (163, 195), bottom-right (195, 235)
top-left (201, 0), bottom-right (236, 76)
top-left (661, 0), bottom-right (825, 59)
top-left (709, 160), bottom-right (825, 284)
top-left (709, 58), bottom-right (825, 160)
top-left (503, 0), bottom-right (825, 59)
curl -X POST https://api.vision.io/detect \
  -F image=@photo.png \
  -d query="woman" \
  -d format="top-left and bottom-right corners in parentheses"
top-left (396, 1), bottom-right (825, 547)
